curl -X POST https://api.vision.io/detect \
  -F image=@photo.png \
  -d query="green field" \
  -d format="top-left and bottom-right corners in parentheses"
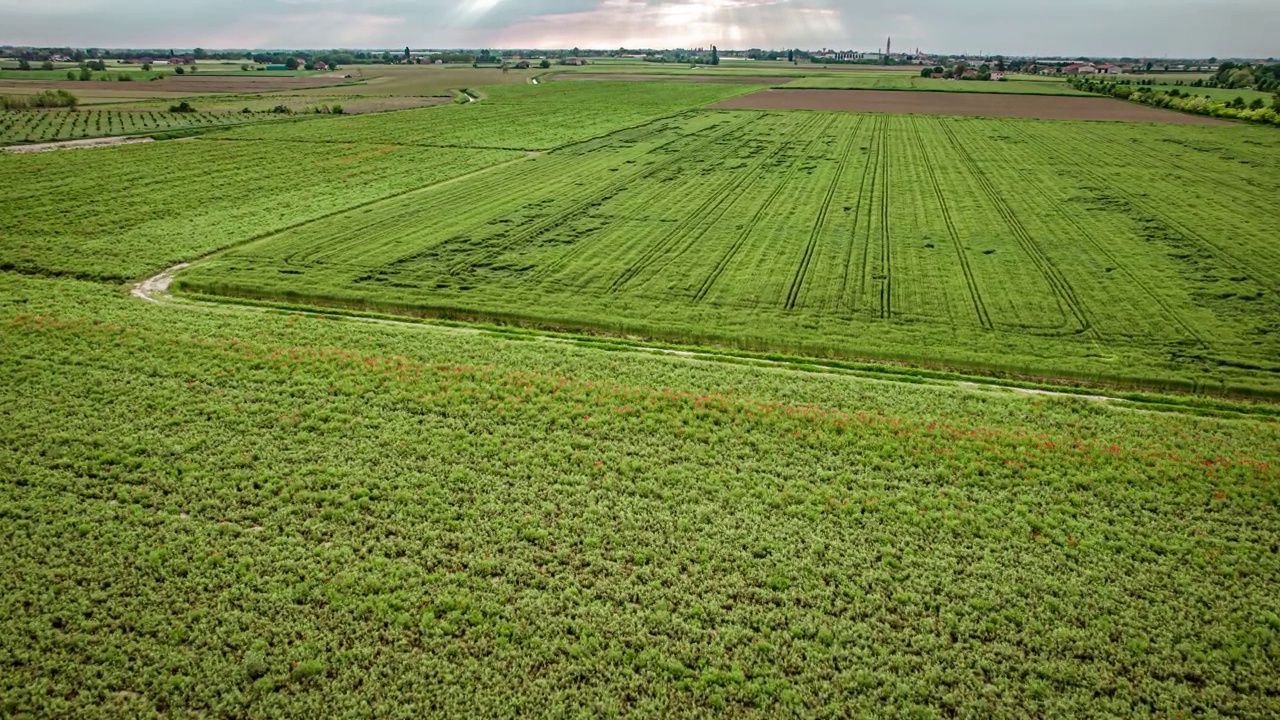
top-left (0, 108), bottom-right (292, 144)
top-left (3, 70), bottom-right (1280, 717)
top-left (4, 272), bottom-right (1279, 716)
top-left (161, 99), bottom-right (1280, 396)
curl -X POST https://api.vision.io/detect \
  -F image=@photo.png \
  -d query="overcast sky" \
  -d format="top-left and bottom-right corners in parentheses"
top-left (1, 0), bottom-right (1275, 57)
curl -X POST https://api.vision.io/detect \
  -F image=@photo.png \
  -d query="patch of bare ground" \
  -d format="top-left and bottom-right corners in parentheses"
top-left (549, 73), bottom-right (795, 85)
top-left (3, 136), bottom-right (154, 153)
top-left (710, 88), bottom-right (1232, 124)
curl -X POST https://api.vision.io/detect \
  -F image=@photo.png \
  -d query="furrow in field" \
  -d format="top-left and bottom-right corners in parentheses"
top-left (908, 118), bottom-right (992, 330)
top-left (448, 115), bottom-right (758, 279)
top-left (968, 122), bottom-right (1207, 347)
top-left (529, 115), bottom-right (768, 286)
top-left (783, 116), bottom-right (864, 310)
top-left (695, 116), bottom-right (862, 305)
top-left (878, 116), bottom-right (892, 320)
top-left (935, 119), bottom-right (1090, 335)
top-left (609, 113), bottom-right (829, 294)
top-left (838, 116), bottom-right (880, 314)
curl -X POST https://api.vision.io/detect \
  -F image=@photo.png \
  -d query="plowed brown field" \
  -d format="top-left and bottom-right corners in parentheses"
top-left (710, 88), bottom-right (1231, 124)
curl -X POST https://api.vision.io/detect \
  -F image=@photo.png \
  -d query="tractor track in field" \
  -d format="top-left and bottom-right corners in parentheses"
top-left (909, 118), bottom-right (992, 330)
top-left (783, 117), bottom-right (863, 311)
top-left (448, 115), bottom-right (758, 279)
top-left (877, 117), bottom-right (892, 320)
top-left (841, 116), bottom-right (881, 314)
top-left (695, 116), bottom-right (858, 304)
top-left (936, 119), bottom-right (1093, 337)
top-left (530, 115), bottom-right (767, 287)
top-left (132, 260), bottom-right (1268, 416)
top-left (609, 113), bottom-right (828, 294)
top-left (1015, 126), bottom-right (1280, 304)
top-left (992, 124), bottom-right (1208, 348)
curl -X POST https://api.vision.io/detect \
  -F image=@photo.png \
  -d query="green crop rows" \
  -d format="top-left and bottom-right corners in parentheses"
top-left (3, 273), bottom-right (1279, 717)
top-left (0, 109), bottom-right (290, 145)
top-left (176, 109), bottom-right (1280, 396)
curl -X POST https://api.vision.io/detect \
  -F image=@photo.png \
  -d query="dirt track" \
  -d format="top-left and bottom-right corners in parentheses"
top-left (710, 89), bottom-right (1232, 124)
top-left (550, 73), bottom-right (794, 85)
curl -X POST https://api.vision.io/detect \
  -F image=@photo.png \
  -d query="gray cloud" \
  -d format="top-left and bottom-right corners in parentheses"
top-left (0, 0), bottom-right (1275, 57)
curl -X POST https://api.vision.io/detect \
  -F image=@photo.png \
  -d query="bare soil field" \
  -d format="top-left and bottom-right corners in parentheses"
top-left (549, 73), bottom-right (795, 85)
top-left (710, 88), bottom-right (1232, 124)
top-left (0, 74), bottom-right (354, 95)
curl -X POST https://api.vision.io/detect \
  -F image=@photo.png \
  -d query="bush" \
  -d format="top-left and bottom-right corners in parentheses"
top-left (142, 63), bottom-right (151, 72)
top-left (168, 101), bottom-right (197, 113)
top-left (331, 104), bottom-right (344, 115)
top-left (174, 66), bottom-right (185, 75)
top-left (79, 68), bottom-right (92, 81)
top-left (117, 73), bottom-right (133, 82)
top-left (66, 71), bottom-right (77, 81)
top-left (270, 105), bottom-right (293, 114)
top-left (241, 107), bottom-right (253, 114)
top-left (41, 61), bottom-right (53, 71)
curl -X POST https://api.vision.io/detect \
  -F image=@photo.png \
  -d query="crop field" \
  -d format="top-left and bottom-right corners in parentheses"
top-left (175, 109), bottom-right (1280, 395)
top-left (711, 89), bottom-right (1230, 123)
top-left (785, 74), bottom-right (1090, 95)
top-left (214, 81), bottom-right (762, 149)
top-left (0, 109), bottom-right (291, 144)
top-left (3, 72), bottom-right (1280, 717)
top-left (0, 140), bottom-right (522, 279)
top-left (3, 273), bottom-right (1279, 716)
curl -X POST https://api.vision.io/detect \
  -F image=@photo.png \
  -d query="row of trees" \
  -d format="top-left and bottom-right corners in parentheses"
top-left (1070, 77), bottom-right (1280, 126)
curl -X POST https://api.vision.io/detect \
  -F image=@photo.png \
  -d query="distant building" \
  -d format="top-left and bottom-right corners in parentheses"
top-left (1094, 63), bottom-right (1121, 74)
top-left (515, 60), bottom-right (531, 69)
top-left (313, 61), bottom-right (328, 70)
top-left (1061, 63), bottom-right (1097, 75)
top-left (990, 71), bottom-right (1007, 81)
top-left (562, 58), bottom-right (587, 66)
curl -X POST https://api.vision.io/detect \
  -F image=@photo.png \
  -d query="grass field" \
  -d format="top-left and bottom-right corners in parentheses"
top-left (2, 66), bottom-right (1280, 717)
top-left (155, 100), bottom-right (1280, 396)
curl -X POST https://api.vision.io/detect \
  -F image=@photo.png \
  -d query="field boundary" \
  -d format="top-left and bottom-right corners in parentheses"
top-left (124, 262), bottom-right (1280, 416)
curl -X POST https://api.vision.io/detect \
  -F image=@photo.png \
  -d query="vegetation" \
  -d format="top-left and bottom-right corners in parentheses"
top-left (173, 108), bottom-right (1280, 396)
top-left (2, 272), bottom-right (1279, 716)
top-left (1070, 77), bottom-right (1280, 126)
top-left (1, 69), bottom-right (1278, 718)
top-left (0, 89), bottom-right (78, 110)
top-left (786, 73), bottom-right (1087, 95)
top-left (0, 108), bottom-right (287, 145)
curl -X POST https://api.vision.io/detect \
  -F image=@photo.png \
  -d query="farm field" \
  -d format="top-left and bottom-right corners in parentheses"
top-left (3, 272), bottom-right (1279, 716)
top-left (0, 108), bottom-right (293, 144)
top-left (3, 67), bottom-right (1280, 718)
top-left (0, 140), bottom-right (522, 279)
top-left (784, 74), bottom-right (1090, 95)
top-left (711, 89), bottom-right (1230, 123)
top-left (174, 107), bottom-right (1280, 395)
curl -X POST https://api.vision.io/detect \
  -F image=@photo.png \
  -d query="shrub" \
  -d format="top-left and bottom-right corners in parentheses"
top-left (270, 105), bottom-right (293, 114)
top-left (331, 104), bottom-right (344, 114)
top-left (168, 101), bottom-right (197, 113)
top-left (41, 61), bottom-right (53, 71)
top-left (174, 66), bottom-right (185, 75)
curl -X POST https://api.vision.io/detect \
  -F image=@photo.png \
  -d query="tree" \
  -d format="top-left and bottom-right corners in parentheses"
top-left (193, 48), bottom-right (208, 59)
top-left (539, 58), bottom-right (550, 69)
top-left (1249, 97), bottom-right (1264, 110)
top-left (920, 66), bottom-right (933, 77)
top-left (285, 57), bottom-right (300, 71)
top-left (1273, 92), bottom-right (1280, 111)
top-left (41, 60), bottom-right (54, 71)
top-left (79, 67), bottom-right (92, 81)
top-left (787, 49), bottom-right (794, 63)
top-left (404, 47), bottom-right (411, 63)
top-left (994, 56), bottom-right (1005, 72)
top-left (18, 58), bottom-right (30, 71)
top-left (142, 63), bottom-right (151, 72)
top-left (174, 65), bottom-right (185, 75)
top-left (710, 45), bottom-right (719, 66)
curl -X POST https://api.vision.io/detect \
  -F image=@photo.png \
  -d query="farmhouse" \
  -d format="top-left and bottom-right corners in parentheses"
top-left (562, 58), bottom-right (588, 66)
top-left (990, 71), bottom-right (1007, 81)
top-left (313, 61), bottom-right (328, 71)
top-left (1062, 63), bottom-right (1097, 75)
top-left (1094, 63), bottom-right (1122, 74)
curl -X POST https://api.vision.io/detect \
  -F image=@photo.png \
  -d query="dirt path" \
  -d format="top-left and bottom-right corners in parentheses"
top-left (3, 136), bottom-right (154, 153)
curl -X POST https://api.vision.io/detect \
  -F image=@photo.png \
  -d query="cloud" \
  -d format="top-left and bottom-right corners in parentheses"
top-left (0, 0), bottom-right (1275, 57)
